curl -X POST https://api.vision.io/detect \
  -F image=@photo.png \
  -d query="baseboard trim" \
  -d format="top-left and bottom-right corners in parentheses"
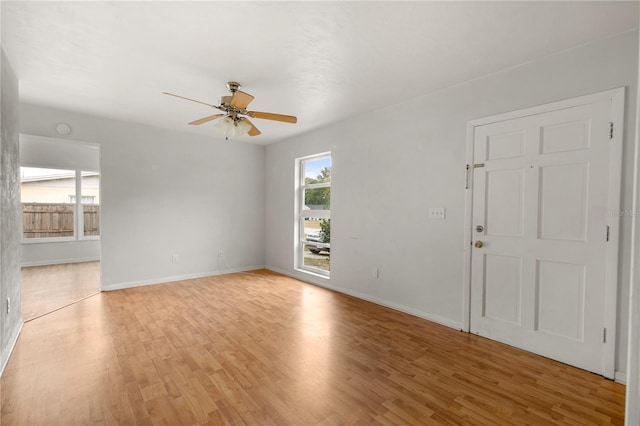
top-left (0, 320), bottom-right (23, 379)
top-left (268, 266), bottom-right (330, 288)
top-left (101, 265), bottom-right (266, 291)
top-left (266, 266), bottom-right (463, 331)
top-left (21, 257), bottom-right (100, 267)
top-left (614, 371), bottom-right (626, 384)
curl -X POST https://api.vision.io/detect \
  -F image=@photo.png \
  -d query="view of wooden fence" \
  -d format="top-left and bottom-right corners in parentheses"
top-left (22, 203), bottom-right (100, 238)
top-left (84, 205), bottom-right (100, 236)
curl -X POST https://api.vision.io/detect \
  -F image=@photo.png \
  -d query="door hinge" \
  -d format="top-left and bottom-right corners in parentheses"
top-left (465, 164), bottom-right (470, 189)
top-left (602, 327), bottom-right (607, 343)
top-left (609, 122), bottom-right (614, 140)
top-left (606, 225), bottom-right (610, 242)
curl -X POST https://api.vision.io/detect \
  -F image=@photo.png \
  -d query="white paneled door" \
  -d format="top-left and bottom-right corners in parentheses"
top-left (469, 92), bottom-right (622, 377)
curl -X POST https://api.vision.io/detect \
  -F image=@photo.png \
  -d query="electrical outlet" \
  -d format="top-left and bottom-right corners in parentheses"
top-left (429, 207), bottom-right (446, 219)
top-left (171, 254), bottom-right (179, 263)
top-left (372, 268), bottom-right (379, 279)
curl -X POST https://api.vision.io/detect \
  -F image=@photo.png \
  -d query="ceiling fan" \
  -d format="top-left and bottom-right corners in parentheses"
top-left (163, 81), bottom-right (297, 138)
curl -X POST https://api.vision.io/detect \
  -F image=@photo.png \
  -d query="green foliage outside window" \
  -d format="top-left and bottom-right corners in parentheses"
top-left (320, 218), bottom-right (330, 244)
top-left (304, 166), bottom-right (331, 209)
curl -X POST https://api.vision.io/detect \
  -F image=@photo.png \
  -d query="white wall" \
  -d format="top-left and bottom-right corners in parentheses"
top-left (20, 134), bottom-right (101, 266)
top-left (21, 240), bottom-right (99, 267)
top-left (20, 134), bottom-right (100, 170)
top-left (625, 21), bottom-right (640, 425)
top-left (0, 47), bottom-right (23, 374)
top-left (20, 104), bottom-right (266, 290)
top-left (265, 31), bottom-right (638, 376)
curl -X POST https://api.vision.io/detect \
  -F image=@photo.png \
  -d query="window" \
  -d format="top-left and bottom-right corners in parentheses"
top-left (20, 167), bottom-right (100, 241)
top-left (297, 153), bottom-right (331, 276)
top-left (81, 172), bottom-right (100, 237)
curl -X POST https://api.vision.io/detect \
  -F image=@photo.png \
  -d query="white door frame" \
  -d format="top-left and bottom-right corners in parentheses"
top-left (462, 87), bottom-right (625, 378)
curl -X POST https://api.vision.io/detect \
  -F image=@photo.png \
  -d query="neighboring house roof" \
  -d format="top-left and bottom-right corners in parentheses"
top-left (20, 171), bottom-right (98, 183)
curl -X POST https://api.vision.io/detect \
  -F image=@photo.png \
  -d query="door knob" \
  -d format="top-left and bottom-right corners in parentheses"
top-left (475, 241), bottom-right (484, 248)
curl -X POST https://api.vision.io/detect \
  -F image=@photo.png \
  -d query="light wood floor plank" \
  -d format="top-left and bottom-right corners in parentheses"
top-left (2, 269), bottom-right (625, 425)
top-left (21, 261), bottom-right (100, 321)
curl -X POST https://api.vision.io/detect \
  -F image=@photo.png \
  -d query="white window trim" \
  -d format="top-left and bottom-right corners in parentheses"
top-left (79, 170), bottom-right (101, 241)
top-left (295, 152), bottom-right (331, 278)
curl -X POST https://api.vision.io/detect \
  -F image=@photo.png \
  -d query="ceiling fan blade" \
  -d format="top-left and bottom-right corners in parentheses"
top-left (247, 111), bottom-right (297, 124)
top-left (162, 92), bottom-right (217, 108)
top-left (188, 114), bottom-right (224, 125)
top-left (230, 91), bottom-right (254, 109)
top-left (241, 118), bottom-right (262, 136)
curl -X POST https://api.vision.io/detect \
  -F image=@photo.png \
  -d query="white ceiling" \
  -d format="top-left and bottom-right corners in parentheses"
top-left (2, 1), bottom-right (639, 145)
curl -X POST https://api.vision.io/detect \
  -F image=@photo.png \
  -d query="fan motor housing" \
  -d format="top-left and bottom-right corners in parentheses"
top-left (226, 81), bottom-right (240, 93)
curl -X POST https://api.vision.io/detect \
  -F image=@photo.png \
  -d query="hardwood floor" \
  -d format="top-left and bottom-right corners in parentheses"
top-left (21, 261), bottom-right (100, 321)
top-left (1, 270), bottom-right (625, 425)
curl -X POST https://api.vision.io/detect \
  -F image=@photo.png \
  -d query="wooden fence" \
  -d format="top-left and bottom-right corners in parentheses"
top-left (22, 203), bottom-right (100, 238)
top-left (83, 205), bottom-right (100, 236)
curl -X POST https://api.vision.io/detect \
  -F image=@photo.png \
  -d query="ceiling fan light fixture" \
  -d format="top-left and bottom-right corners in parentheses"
top-left (233, 118), bottom-right (251, 137)
top-left (215, 116), bottom-right (235, 134)
top-left (214, 115), bottom-right (251, 138)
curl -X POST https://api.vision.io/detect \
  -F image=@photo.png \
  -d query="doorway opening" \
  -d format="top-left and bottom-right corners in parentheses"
top-left (19, 135), bottom-right (101, 320)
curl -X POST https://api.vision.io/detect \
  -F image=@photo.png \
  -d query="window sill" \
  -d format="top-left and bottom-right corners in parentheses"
top-left (22, 237), bottom-right (100, 244)
top-left (296, 267), bottom-right (330, 280)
